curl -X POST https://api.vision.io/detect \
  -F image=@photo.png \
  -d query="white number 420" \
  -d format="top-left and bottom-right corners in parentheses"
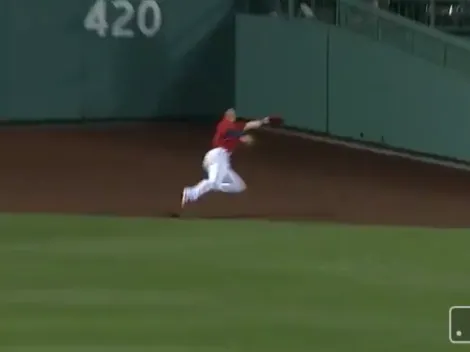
top-left (84, 0), bottom-right (162, 38)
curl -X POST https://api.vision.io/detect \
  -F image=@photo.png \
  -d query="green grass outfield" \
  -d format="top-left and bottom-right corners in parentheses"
top-left (0, 214), bottom-right (468, 351)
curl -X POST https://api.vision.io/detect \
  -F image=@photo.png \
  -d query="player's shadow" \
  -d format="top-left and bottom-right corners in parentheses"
top-left (179, 211), bottom-right (339, 222)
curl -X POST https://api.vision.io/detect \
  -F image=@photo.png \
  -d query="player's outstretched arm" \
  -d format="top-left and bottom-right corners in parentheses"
top-left (243, 117), bottom-right (270, 131)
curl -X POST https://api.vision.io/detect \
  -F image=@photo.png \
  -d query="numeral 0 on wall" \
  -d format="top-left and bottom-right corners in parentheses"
top-left (84, 0), bottom-right (162, 38)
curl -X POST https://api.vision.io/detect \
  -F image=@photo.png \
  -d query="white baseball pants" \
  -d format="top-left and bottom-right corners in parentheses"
top-left (186, 147), bottom-right (246, 201)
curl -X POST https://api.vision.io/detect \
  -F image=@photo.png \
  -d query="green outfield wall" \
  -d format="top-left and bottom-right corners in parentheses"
top-left (235, 14), bottom-right (470, 161)
top-left (235, 17), bottom-right (328, 132)
top-left (1, 0), bottom-right (235, 120)
top-left (0, 1), bottom-right (8, 119)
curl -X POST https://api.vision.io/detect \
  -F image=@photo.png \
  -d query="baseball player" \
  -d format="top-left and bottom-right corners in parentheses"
top-left (181, 108), bottom-right (271, 207)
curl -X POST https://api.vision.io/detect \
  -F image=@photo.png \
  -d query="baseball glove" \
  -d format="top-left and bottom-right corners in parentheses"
top-left (268, 116), bottom-right (284, 127)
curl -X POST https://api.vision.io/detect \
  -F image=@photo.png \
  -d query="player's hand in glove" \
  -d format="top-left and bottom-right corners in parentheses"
top-left (267, 116), bottom-right (283, 127)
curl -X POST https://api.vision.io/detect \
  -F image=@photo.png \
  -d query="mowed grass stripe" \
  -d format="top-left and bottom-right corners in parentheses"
top-left (0, 214), bottom-right (467, 351)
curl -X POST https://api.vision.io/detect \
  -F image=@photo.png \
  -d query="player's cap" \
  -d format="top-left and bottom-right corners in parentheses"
top-left (225, 108), bottom-right (236, 116)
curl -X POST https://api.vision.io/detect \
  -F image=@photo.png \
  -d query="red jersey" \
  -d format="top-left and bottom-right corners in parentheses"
top-left (212, 116), bottom-right (246, 152)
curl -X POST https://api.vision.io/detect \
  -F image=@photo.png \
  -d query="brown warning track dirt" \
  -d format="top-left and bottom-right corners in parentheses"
top-left (1, 121), bottom-right (470, 228)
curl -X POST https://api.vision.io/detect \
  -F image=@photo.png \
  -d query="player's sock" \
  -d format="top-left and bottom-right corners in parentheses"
top-left (189, 179), bottom-right (215, 200)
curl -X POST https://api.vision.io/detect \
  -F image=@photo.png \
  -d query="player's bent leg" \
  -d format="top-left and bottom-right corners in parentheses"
top-left (219, 169), bottom-right (246, 193)
top-left (184, 163), bottom-right (227, 202)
